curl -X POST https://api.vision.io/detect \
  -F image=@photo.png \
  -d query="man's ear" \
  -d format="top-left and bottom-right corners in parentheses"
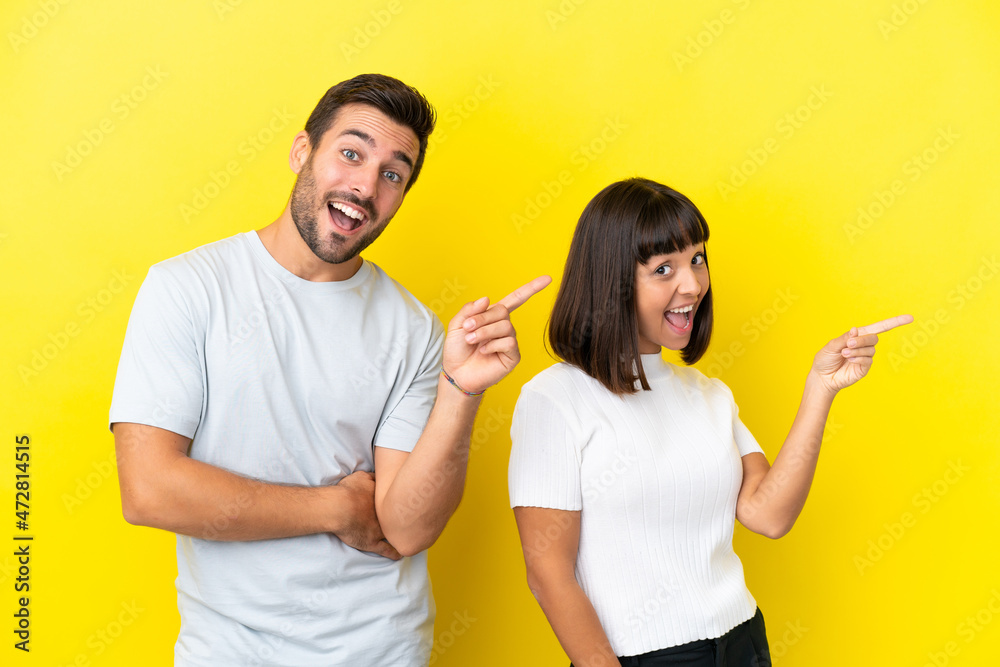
top-left (289, 130), bottom-right (312, 174)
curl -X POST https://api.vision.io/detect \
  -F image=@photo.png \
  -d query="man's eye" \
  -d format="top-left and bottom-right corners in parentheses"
top-left (342, 149), bottom-right (358, 160)
top-left (383, 171), bottom-right (401, 183)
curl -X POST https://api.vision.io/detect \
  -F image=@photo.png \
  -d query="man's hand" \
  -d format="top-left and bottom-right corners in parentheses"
top-left (442, 276), bottom-right (552, 395)
top-left (333, 471), bottom-right (402, 560)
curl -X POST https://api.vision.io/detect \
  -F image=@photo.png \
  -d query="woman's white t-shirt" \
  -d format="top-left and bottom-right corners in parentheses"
top-left (509, 353), bottom-right (764, 657)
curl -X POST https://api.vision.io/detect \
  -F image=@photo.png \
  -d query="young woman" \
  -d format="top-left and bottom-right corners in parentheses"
top-left (508, 178), bottom-right (911, 666)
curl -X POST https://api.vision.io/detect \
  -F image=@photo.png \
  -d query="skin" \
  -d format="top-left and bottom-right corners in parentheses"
top-left (258, 102), bottom-right (418, 282)
top-left (116, 102), bottom-right (551, 559)
top-left (634, 243), bottom-right (710, 353)
top-left (514, 243), bottom-right (913, 665)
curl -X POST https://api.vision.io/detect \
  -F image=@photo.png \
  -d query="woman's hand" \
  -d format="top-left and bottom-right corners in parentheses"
top-left (811, 314), bottom-right (913, 394)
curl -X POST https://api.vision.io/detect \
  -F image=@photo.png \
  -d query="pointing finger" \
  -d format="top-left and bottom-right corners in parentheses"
top-left (857, 314), bottom-right (914, 336)
top-left (496, 275), bottom-right (552, 313)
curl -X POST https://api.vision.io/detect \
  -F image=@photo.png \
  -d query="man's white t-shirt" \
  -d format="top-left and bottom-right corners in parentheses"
top-left (110, 231), bottom-right (444, 666)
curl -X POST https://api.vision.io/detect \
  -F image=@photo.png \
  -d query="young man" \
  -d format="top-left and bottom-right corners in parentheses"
top-left (111, 73), bottom-right (548, 665)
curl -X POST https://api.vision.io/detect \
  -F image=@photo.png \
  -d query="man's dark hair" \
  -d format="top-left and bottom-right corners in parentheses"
top-left (304, 73), bottom-right (436, 192)
top-left (548, 177), bottom-right (714, 395)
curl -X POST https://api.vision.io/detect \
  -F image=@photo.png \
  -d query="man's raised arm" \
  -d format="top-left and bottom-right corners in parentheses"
top-left (114, 421), bottom-right (401, 559)
top-left (374, 276), bottom-right (551, 556)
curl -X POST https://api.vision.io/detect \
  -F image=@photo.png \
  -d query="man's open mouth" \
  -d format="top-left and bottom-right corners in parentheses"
top-left (328, 201), bottom-right (368, 232)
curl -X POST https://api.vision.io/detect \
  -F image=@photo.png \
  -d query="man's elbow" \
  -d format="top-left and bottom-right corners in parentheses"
top-left (121, 496), bottom-right (150, 527)
top-left (384, 528), bottom-right (437, 557)
top-left (119, 482), bottom-right (167, 529)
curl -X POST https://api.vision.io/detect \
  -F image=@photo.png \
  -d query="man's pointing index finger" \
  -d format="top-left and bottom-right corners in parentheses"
top-left (496, 275), bottom-right (552, 312)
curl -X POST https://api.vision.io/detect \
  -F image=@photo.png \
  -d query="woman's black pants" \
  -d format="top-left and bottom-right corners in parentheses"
top-left (572, 607), bottom-right (771, 667)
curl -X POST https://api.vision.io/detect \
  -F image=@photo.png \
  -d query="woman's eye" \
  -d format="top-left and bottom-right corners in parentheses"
top-left (655, 265), bottom-right (672, 276)
top-left (342, 149), bottom-right (358, 160)
top-left (383, 171), bottom-right (401, 183)
top-left (692, 252), bottom-right (706, 265)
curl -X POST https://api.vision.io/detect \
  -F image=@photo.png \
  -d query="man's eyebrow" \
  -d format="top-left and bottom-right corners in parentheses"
top-left (339, 128), bottom-right (414, 170)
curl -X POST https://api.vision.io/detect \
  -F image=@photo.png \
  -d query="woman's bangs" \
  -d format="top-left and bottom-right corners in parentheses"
top-left (634, 196), bottom-right (710, 263)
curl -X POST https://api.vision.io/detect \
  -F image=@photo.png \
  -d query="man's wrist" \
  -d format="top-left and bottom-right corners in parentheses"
top-left (440, 367), bottom-right (485, 397)
top-left (435, 374), bottom-right (484, 412)
top-left (317, 484), bottom-right (347, 535)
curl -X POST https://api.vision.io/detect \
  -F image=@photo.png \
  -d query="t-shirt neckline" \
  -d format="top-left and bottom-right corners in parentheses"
top-left (243, 230), bottom-right (373, 291)
top-left (638, 352), bottom-right (674, 379)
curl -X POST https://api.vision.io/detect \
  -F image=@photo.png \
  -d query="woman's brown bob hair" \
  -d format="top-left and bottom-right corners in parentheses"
top-left (549, 177), bottom-right (713, 395)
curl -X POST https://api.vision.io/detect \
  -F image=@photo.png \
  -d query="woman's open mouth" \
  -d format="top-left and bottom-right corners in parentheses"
top-left (664, 305), bottom-right (694, 334)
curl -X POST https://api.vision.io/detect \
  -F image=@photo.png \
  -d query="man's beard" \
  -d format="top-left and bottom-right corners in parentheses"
top-left (289, 160), bottom-right (388, 265)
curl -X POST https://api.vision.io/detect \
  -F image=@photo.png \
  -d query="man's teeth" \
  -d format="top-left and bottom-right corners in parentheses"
top-left (331, 202), bottom-right (365, 221)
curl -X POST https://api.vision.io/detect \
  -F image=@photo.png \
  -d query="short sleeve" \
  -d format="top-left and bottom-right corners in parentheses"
top-left (711, 378), bottom-right (764, 457)
top-left (109, 265), bottom-right (205, 438)
top-left (508, 385), bottom-right (583, 511)
top-left (371, 316), bottom-right (445, 453)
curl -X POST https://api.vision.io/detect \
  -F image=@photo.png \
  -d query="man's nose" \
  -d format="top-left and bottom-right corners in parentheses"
top-left (350, 165), bottom-right (380, 201)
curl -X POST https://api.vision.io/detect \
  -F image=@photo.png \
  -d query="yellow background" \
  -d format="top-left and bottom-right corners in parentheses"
top-left (3, 0), bottom-right (999, 664)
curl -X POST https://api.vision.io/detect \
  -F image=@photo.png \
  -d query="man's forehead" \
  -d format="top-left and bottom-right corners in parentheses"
top-left (325, 103), bottom-right (419, 158)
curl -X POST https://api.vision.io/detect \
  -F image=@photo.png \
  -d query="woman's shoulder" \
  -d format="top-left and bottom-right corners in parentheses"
top-left (516, 362), bottom-right (608, 413)
top-left (669, 363), bottom-right (735, 399)
top-left (521, 361), bottom-right (596, 393)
